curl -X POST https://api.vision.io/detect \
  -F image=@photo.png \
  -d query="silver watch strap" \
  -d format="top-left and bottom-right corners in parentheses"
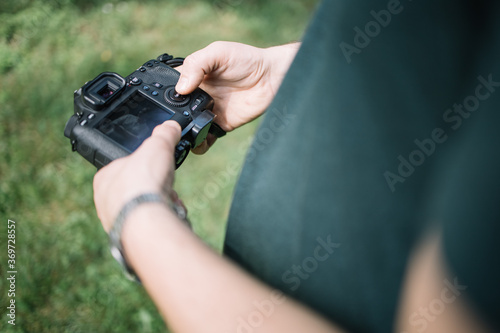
top-left (108, 193), bottom-right (189, 282)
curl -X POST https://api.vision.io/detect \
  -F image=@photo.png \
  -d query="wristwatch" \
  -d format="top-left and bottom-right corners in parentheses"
top-left (108, 192), bottom-right (189, 282)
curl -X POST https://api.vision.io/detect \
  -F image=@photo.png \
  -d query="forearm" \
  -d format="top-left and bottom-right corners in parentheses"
top-left (396, 234), bottom-right (493, 333)
top-left (121, 202), bottom-right (342, 333)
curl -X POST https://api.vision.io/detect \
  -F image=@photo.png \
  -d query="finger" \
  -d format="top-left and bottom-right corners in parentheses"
top-left (175, 42), bottom-right (227, 94)
top-left (136, 120), bottom-right (182, 160)
top-left (191, 133), bottom-right (218, 155)
top-left (191, 140), bottom-right (209, 155)
top-left (152, 120), bottom-right (182, 143)
top-left (93, 161), bottom-right (115, 198)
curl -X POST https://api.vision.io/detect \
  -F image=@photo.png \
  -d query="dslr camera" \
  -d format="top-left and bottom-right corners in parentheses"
top-left (64, 53), bottom-right (225, 169)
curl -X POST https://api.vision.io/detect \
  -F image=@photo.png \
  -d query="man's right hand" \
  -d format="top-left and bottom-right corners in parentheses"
top-left (175, 41), bottom-right (300, 153)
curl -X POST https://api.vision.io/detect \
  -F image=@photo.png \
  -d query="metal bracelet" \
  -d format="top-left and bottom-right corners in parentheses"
top-left (108, 193), bottom-right (189, 282)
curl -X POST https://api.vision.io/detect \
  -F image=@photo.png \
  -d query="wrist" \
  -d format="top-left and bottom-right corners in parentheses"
top-left (265, 43), bottom-right (300, 69)
top-left (263, 42), bottom-right (301, 89)
top-left (109, 193), bottom-right (189, 281)
top-left (120, 202), bottom-right (178, 248)
top-left (121, 202), bottom-right (190, 275)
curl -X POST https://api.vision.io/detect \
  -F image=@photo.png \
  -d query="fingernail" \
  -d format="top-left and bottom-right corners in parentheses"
top-left (176, 77), bottom-right (188, 92)
top-left (163, 120), bottom-right (181, 131)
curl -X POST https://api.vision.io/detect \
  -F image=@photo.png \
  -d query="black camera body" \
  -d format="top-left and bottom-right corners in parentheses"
top-left (64, 54), bottom-right (224, 169)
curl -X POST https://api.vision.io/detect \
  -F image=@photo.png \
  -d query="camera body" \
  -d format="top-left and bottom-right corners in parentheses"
top-left (64, 55), bottom-right (223, 169)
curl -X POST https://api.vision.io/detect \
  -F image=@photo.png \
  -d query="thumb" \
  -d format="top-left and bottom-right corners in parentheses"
top-left (175, 43), bottom-right (226, 94)
top-left (150, 120), bottom-right (182, 148)
top-left (136, 120), bottom-right (182, 159)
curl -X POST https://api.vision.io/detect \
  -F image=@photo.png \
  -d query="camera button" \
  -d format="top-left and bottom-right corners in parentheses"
top-left (183, 111), bottom-right (190, 117)
top-left (164, 86), bottom-right (191, 107)
top-left (88, 114), bottom-right (95, 120)
top-left (130, 77), bottom-right (141, 85)
top-left (190, 97), bottom-right (204, 111)
top-left (171, 91), bottom-right (185, 102)
top-left (80, 120), bottom-right (88, 126)
top-left (146, 62), bottom-right (153, 67)
top-left (151, 91), bottom-right (159, 96)
top-left (153, 82), bottom-right (163, 89)
top-left (143, 85), bottom-right (150, 91)
top-left (139, 66), bottom-right (146, 72)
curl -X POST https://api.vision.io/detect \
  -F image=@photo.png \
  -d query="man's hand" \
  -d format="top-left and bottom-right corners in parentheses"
top-left (93, 120), bottom-right (181, 232)
top-left (176, 41), bottom-right (300, 154)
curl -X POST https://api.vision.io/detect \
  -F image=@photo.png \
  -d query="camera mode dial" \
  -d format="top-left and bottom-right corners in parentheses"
top-left (164, 86), bottom-right (191, 107)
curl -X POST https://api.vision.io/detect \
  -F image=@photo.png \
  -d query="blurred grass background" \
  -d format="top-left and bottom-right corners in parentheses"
top-left (0, 0), bottom-right (315, 331)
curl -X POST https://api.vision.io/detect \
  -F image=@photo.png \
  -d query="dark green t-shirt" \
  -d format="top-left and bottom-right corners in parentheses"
top-left (224, 0), bottom-right (500, 332)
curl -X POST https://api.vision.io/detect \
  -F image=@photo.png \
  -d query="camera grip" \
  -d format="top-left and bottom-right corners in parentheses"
top-left (71, 123), bottom-right (129, 169)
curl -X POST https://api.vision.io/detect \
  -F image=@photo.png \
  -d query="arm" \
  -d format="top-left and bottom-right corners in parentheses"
top-left (396, 233), bottom-right (494, 333)
top-left (93, 121), bottom-right (343, 333)
top-left (122, 202), bottom-right (341, 333)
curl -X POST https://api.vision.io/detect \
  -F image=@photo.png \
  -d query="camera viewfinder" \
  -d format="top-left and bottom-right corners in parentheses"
top-left (97, 84), bottom-right (116, 99)
top-left (83, 73), bottom-right (126, 110)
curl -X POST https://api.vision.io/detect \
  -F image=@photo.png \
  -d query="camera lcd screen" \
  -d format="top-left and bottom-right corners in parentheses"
top-left (97, 91), bottom-right (174, 151)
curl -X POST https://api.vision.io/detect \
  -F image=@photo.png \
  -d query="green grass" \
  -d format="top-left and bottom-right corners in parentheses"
top-left (0, 0), bottom-right (315, 331)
